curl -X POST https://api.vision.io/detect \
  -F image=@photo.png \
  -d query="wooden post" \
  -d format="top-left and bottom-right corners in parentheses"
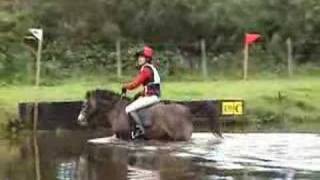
top-left (33, 36), bottom-right (42, 133)
top-left (35, 37), bottom-right (42, 87)
top-left (116, 39), bottom-right (122, 78)
top-left (200, 38), bottom-right (208, 79)
top-left (287, 38), bottom-right (293, 77)
top-left (243, 43), bottom-right (249, 80)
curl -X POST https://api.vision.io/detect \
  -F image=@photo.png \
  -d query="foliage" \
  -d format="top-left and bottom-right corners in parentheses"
top-left (1, 0), bottom-right (320, 83)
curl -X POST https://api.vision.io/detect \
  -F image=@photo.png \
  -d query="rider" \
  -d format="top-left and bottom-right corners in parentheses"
top-left (122, 46), bottom-right (161, 138)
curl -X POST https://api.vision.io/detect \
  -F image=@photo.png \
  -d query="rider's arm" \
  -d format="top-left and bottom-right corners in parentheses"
top-left (124, 67), bottom-right (152, 90)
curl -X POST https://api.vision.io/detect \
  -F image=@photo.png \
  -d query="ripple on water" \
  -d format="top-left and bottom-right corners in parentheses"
top-left (170, 133), bottom-right (320, 174)
top-left (88, 133), bottom-right (320, 178)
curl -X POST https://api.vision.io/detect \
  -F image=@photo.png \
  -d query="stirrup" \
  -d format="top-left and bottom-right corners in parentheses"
top-left (136, 124), bottom-right (145, 134)
top-left (131, 131), bottom-right (140, 140)
top-left (132, 127), bottom-right (144, 139)
top-left (131, 131), bottom-right (135, 139)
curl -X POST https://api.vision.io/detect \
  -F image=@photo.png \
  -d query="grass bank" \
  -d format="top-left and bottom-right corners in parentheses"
top-left (0, 77), bottom-right (319, 132)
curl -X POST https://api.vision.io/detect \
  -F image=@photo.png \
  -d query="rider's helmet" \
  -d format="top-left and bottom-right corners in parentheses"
top-left (136, 46), bottom-right (154, 62)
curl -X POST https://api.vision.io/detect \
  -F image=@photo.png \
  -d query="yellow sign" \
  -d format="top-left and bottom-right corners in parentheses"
top-left (222, 101), bottom-right (244, 115)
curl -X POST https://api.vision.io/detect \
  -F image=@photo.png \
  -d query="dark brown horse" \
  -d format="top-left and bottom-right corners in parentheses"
top-left (77, 89), bottom-right (220, 141)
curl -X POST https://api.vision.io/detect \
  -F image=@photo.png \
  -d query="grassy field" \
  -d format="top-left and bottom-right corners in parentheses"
top-left (0, 77), bottom-right (319, 132)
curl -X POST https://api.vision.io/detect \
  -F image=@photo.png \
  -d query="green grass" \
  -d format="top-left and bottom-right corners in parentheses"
top-left (0, 77), bottom-right (320, 131)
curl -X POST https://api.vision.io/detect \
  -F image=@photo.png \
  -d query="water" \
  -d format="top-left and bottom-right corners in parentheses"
top-left (0, 131), bottom-right (320, 180)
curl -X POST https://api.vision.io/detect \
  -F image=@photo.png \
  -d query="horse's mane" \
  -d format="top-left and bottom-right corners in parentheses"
top-left (86, 89), bottom-right (131, 102)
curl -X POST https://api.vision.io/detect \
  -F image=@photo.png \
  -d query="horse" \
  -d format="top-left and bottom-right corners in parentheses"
top-left (77, 89), bottom-right (221, 141)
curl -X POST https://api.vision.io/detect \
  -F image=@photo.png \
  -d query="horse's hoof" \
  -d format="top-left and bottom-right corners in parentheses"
top-left (131, 132), bottom-right (146, 141)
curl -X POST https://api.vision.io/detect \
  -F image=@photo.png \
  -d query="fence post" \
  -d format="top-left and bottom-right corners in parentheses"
top-left (286, 38), bottom-right (293, 77)
top-left (116, 39), bottom-right (122, 78)
top-left (200, 38), bottom-right (208, 79)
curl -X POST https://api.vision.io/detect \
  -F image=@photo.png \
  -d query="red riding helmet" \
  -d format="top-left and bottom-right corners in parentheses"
top-left (136, 46), bottom-right (154, 61)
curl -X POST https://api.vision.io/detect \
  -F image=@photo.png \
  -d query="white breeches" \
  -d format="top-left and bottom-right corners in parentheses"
top-left (125, 95), bottom-right (160, 114)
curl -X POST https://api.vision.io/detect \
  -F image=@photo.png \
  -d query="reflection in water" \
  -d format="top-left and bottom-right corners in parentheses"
top-left (56, 160), bottom-right (77, 180)
top-left (33, 134), bottom-right (41, 180)
top-left (127, 166), bottom-right (160, 180)
top-left (0, 132), bottom-right (320, 180)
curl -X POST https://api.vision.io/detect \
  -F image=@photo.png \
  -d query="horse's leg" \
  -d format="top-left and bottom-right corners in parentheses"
top-left (111, 109), bottom-right (132, 141)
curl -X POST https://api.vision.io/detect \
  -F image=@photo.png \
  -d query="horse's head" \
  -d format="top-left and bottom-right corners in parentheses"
top-left (77, 89), bottom-right (126, 126)
top-left (77, 90), bottom-right (98, 126)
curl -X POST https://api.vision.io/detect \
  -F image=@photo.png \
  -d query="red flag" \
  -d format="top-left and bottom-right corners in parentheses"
top-left (245, 33), bottom-right (261, 46)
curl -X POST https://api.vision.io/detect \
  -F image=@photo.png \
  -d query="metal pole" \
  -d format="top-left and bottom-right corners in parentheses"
top-left (243, 43), bottom-right (249, 80)
top-left (201, 38), bottom-right (208, 79)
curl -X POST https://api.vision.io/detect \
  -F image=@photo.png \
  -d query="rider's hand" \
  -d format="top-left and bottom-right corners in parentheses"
top-left (121, 86), bottom-right (127, 94)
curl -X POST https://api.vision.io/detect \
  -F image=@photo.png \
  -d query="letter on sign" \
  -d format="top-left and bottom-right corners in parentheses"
top-left (222, 101), bottom-right (244, 115)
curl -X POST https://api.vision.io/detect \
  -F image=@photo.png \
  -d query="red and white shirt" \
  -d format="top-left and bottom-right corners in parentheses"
top-left (124, 63), bottom-right (161, 97)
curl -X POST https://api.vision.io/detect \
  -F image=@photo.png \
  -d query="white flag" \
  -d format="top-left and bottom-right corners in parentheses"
top-left (29, 28), bottom-right (43, 41)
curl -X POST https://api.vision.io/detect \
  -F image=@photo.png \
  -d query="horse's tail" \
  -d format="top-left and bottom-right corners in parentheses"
top-left (203, 101), bottom-right (222, 137)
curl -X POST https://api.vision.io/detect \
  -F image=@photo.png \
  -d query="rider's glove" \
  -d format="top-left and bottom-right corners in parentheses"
top-left (121, 86), bottom-right (127, 94)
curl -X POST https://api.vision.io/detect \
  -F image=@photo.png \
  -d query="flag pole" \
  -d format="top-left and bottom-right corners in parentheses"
top-left (243, 43), bottom-right (249, 80)
top-left (243, 33), bottom-right (261, 80)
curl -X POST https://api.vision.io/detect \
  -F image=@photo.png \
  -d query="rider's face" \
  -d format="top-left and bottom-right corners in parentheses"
top-left (138, 56), bottom-right (146, 66)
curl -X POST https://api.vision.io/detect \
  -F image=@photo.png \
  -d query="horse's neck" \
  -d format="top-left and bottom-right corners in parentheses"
top-left (107, 99), bottom-right (129, 125)
top-left (100, 95), bottom-right (124, 111)
top-left (114, 100), bottom-right (129, 111)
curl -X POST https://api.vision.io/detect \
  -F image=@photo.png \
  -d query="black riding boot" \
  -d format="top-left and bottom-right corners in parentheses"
top-left (129, 111), bottom-right (145, 138)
